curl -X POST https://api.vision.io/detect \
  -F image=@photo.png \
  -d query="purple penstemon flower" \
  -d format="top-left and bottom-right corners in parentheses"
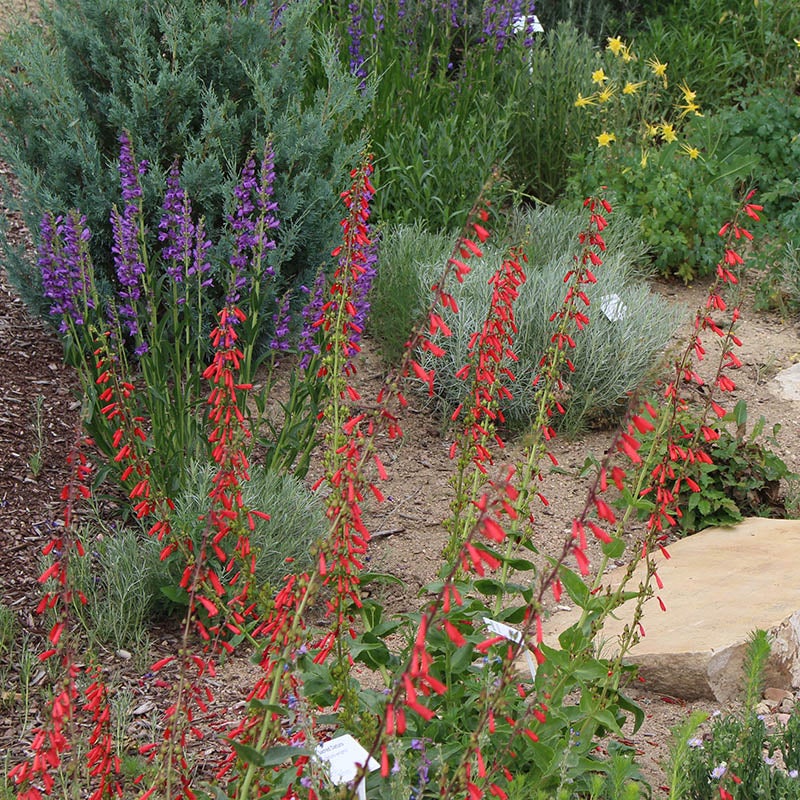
top-left (270, 291), bottom-right (292, 353)
top-left (298, 272), bottom-right (325, 371)
top-left (227, 156), bottom-right (259, 308)
top-left (39, 211), bottom-right (94, 333)
top-left (159, 161), bottom-right (195, 284)
top-left (347, 1), bottom-right (367, 89)
top-left (112, 132), bottom-right (148, 351)
top-left (226, 142), bottom-right (280, 310)
top-left (482, 0), bottom-right (526, 52)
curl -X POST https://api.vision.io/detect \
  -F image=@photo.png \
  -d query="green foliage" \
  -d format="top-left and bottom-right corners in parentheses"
top-left (507, 22), bottom-right (598, 204)
top-left (637, 0), bottom-right (800, 110)
top-left (675, 632), bottom-right (800, 799)
top-left (0, 0), bottom-right (367, 317)
top-left (633, 400), bottom-right (795, 535)
top-left (536, 0), bottom-right (660, 42)
top-left (61, 466), bottom-right (324, 650)
top-left (368, 221), bottom-right (452, 364)
top-left (317, 0), bottom-right (529, 231)
top-left (297, 568), bottom-right (648, 800)
top-left (164, 461), bottom-right (324, 596)
top-left (569, 113), bottom-right (756, 282)
top-left (389, 206), bottom-right (680, 433)
top-left (715, 86), bottom-right (800, 236)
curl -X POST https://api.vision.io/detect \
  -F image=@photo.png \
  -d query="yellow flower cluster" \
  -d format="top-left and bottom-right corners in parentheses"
top-left (575, 36), bottom-right (703, 159)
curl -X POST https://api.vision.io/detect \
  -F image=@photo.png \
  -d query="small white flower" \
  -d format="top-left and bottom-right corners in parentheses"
top-left (790, 769), bottom-right (799, 779)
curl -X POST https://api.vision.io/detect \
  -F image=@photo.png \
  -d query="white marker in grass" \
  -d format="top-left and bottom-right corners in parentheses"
top-left (315, 734), bottom-right (379, 800)
top-left (483, 617), bottom-right (537, 681)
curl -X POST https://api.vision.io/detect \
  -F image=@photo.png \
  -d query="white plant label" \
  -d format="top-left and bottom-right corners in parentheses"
top-left (315, 734), bottom-right (379, 800)
top-left (483, 617), bottom-right (537, 680)
top-left (600, 293), bottom-right (627, 322)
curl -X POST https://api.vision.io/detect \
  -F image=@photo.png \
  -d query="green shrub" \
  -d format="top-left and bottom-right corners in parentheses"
top-left (569, 113), bottom-right (756, 282)
top-left (631, 400), bottom-right (795, 535)
top-left (506, 21), bottom-right (598, 204)
top-left (61, 465), bottom-right (325, 650)
top-left (0, 0), bottom-right (368, 319)
top-left (637, 0), bottom-right (800, 110)
top-left (715, 86), bottom-right (800, 233)
top-left (368, 221), bottom-right (448, 365)
top-left (377, 206), bottom-right (681, 434)
top-left (163, 461), bottom-right (325, 598)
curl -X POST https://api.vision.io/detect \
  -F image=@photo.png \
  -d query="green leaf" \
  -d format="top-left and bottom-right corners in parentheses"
top-left (160, 585), bottom-right (190, 605)
top-left (473, 578), bottom-right (506, 596)
top-left (248, 700), bottom-right (288, 717)
top-left (616, 691), bottom-right (645, 732)
top-left (360, 572), bottom-right (404, 587)
top-left (601, 537), bottom-right (625, 559)
top-left (504, 557), bottom-right (537, 572)
top-left (261, 744), bottom-right (311, 768)
top-left (558, 565), bottom-right (589, 607)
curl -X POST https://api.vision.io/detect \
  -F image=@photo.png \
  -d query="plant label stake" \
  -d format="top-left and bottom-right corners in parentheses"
top-left (483, 617), bottom-right (537, 681)
top-left (316, 734), bottom-right (379, 800)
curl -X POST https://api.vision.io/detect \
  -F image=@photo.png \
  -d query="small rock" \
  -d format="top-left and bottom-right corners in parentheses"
top-left (780, 698), bottom-right (796, 714)
top-left (115, 649), bottom-right (132, 661)
top-left (755, 700), bottom-right (773, 716)
top-left (133, 700), bottom-right (155, 716)
top-left (778, 713), bottom-right (792, 726)
top-left (765, 687), bottom-right (794, 705)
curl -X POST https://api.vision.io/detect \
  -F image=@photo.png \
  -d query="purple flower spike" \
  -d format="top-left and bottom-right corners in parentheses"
top-left (347, 1), bottom-right (367, 89)
top-left (112, 133), bottom-right (147, 346)
top-left (298, 271), bottom-right (326, 370)
top-left (226, 141), bottom-right (280, 308)
top-left (159, 161), bottom-right (195, 284)
top-left (39, 211), bottom-right (94, 333)
top-left (270, 291), bottom-right (292, 353)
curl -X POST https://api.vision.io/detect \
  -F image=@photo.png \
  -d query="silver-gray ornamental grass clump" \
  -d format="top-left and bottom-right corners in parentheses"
top-left (390, 206), bottom-right (682, 433)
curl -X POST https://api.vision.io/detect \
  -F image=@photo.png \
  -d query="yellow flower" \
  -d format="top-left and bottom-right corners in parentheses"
top-left (640, 149), bottom-right (648, 168)
top-left (677, 99), bottom-right (703, 119)
top-left (592, 68), bottom-right (608, 85)
top-left (646, 56), bottom-right (668, 86)
top-left (678, 80), bottom-right (697, 103)
top-left (680, 142), bottom-right (701, 159)
top-left (622, 47), bottom-right (636, 62)
top-left (574, 92), bottom-right (597, 108)
top-left (596, 132), bottom-right (616, 147)
top-left (623, 81), bottom-right (646, 95)
top-left (645, 121), bottom-right (660, 138)
top-left (597, 82), bottom-right (616, 103)
top-left (660, 122), bottom-right (678, 143)
top-left (794, 37), bottom-right (800, 48)
top-left (607, 36), bottom-right (626, 56)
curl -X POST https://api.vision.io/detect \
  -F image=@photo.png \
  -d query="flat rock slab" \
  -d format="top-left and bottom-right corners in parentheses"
top-left (542, 518), bottom-right (800, 701)
top-left (773, 362), bottom-right (800, 402)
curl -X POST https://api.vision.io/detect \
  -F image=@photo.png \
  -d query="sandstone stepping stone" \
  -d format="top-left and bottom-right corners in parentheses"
top-left (541, 518), bottom-right (800, 702)
top-left (773, 362), bottom-right (800, 402)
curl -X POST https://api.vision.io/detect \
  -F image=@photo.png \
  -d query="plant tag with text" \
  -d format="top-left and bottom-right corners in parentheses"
top-left (483, 617), bottom-right (537, 681)
top-left (316, 734), bottom-right (379, 800)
